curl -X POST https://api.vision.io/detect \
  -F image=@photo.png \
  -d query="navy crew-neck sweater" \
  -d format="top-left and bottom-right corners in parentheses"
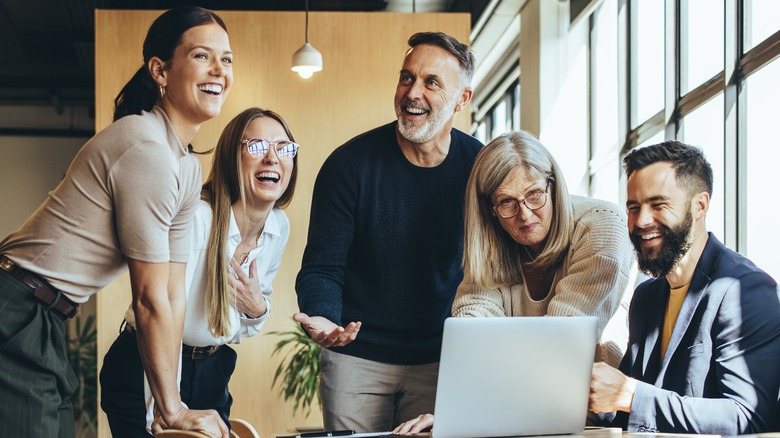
top-left (296, 121), bottom-right (483, 365)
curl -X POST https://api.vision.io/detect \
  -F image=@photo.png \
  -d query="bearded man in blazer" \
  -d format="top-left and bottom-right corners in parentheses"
top-left (588, 141), bottom-right (780, 434)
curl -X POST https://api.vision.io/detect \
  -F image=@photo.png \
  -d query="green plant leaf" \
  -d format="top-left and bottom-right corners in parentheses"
top-left (67, 315), bottom-right (97, 437)
top-left (266, 320), bottom-right (322, 418)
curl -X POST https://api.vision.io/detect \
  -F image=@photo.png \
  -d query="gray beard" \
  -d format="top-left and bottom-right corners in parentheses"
top-left (398, 118), bottom-right (436, 143)
top-left (396, 97), bottom-right (458, 144)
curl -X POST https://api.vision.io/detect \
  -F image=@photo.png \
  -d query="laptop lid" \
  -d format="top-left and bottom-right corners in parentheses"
top-left (432, 316), bottom-right (598, 438)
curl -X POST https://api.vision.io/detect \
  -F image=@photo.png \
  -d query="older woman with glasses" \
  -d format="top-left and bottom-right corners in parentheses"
top-left (101, 107), bottom-right (299, 436)
top-left (454, 130), bottom-right (635, 362)
top-left (394, 130), bottom-right (636, 435)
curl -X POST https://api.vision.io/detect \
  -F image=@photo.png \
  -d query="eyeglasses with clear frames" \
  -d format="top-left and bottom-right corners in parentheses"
top-left (492, 182), bottom-right (550, 219)
top-left (242, 138), bottom-right (299, 160)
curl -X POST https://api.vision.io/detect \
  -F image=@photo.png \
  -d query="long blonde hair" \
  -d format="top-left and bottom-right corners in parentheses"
top-left (462, 131), bottom-right (573, 288)
top-left (200, 108), bottom-right (298, 337)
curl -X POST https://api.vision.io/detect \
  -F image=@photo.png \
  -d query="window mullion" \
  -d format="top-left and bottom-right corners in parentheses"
top-left (665, 0), bottom-right (680, 139)
top-left (723, 0), bottom-right (742, 250)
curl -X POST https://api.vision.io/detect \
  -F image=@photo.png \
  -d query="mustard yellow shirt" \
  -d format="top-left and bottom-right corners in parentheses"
top-left (661, 282), bottom-right (690, 360)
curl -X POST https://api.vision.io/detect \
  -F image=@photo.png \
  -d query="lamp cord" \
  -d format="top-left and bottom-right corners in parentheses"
top-left (305, 0), bottom-right (310, 43)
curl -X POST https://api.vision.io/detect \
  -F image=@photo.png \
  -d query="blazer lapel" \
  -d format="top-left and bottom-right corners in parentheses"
top-left (642, 280), bottom-right (667, 377)
top-left (657, 271), bottom-right (711, 377)
top-left (657, 233), bottom-right (721, 377)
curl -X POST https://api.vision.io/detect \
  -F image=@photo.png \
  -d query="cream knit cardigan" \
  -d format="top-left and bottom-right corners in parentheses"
top-left (453, 195), bottom-right (638, 368)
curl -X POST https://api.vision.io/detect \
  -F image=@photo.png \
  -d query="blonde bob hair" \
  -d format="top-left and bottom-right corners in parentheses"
top-left (462, 131), bottom-right (573, 288)
top-left (200, 107), bottom-right (298, 337)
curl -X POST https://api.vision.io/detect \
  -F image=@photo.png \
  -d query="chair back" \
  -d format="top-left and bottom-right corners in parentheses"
top-left (155, 430), bottom-right (213, 438)
top-left (230, 418), bottom-right (260, 438)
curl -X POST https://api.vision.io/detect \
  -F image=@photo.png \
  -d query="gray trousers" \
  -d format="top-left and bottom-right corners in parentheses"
top-left (0, 270), bottom-right (78, 438)
top-left (319, 348), bottom-right (439, 432)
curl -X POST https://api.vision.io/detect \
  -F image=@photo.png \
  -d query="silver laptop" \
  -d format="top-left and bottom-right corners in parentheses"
top-left (432, 316), bottom-right (598, 438)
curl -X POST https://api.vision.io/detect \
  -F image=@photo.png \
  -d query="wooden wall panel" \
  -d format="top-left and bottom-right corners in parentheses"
top-left (96, 9), bottom-right (470, 438)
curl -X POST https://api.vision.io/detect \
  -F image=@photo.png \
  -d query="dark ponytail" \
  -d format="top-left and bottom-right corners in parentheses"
top-left (113, 6), bottom-right (227, 121)
top-left (113, 66), bottom-right (158, 121)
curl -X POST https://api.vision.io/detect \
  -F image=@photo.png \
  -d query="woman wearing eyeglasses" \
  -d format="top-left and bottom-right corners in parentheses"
top-left (394, 130), bottom-right (636, 434)
top-left (101, 107), bottom-right (299, 436)
top-left (455, 130), bottom-right (635, 365)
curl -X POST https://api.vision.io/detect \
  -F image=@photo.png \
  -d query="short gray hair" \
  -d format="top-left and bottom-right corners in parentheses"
top-left (407, 31), bottom-right (475, 85)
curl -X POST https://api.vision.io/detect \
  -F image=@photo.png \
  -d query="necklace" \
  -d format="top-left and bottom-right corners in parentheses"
top-left (523, 245), bottom-right (537, 262)
top-left (237, 228), bottom-right (263, 265)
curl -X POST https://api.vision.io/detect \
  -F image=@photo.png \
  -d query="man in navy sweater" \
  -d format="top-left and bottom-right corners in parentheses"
top-left (294, 32), bottom-right (483, 432)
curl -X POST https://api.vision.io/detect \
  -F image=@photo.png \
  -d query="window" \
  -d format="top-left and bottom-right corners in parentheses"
top-left (589, 0), bottom-right (621, 204)
top-left (681, 94), bottom-right (725, 238)
top-left (473, 81), bottom-right (520, 145)
top-left (745, 59), bottom-right (780, 278)
top-left (744, 0), bottom-right (780, 51)
top-left (470, 0), bottom-right (779, 278)
top-left (681, 0), bottom-right (724, 94)
top-left (633, 0), bottom-right (665, 124)
top-left (620, 0), bottom-right (780, 278)
top-left (491, 98), bottom-right (508, 140)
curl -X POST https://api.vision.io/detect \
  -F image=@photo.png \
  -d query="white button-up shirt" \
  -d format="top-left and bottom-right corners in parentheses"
top-left (124, 199), bottom-right (289, 346)
top-left (125, 199), bottom-right (290, 432)
top-left (181, 199), bottom-right (289, 346)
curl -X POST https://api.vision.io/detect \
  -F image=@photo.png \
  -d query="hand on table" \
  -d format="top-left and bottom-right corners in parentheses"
top-left (589, 361), bottom-right (636, 413)
top-left (293, 312), bottom-right (361, 348)
top-left (394, 413), bottom-right (434, 435)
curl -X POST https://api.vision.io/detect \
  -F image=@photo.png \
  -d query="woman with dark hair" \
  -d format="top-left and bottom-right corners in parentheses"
top-left (0, 6), bottom-right (232, 437)
top-left (101, 108), bottom-right (299, 435)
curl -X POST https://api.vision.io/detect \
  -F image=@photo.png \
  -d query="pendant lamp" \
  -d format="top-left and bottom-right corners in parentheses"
top-left (291, 0), bottom-right (322, 78)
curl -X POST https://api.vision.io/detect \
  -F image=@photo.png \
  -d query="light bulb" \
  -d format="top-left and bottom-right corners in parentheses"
top-left (291, 43), bottom-right (322, 79)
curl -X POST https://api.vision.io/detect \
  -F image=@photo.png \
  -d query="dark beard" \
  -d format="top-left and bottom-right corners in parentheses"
top-left (630, 210), bottom-right (693, 278)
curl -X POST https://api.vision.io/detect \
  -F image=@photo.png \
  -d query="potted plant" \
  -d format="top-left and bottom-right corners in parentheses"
top-left (67, 315), bottom-right (97, 438)
top-left (268, 322), bottom-right (322, 417)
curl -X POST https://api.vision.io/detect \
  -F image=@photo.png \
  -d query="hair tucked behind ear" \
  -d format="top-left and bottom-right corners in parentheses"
top-left (113, 6), bottom-right (227, 121)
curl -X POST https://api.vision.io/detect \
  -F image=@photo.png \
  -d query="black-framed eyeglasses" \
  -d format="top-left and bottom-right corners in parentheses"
top-left (492, 183), bottom-right (550, 219)
top-left (242, 138), bottom-right (299, 160)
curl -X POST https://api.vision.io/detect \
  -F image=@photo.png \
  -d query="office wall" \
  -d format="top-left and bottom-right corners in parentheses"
top-left (0, 136), bottom-right (84, 238)
top-left (95, 9), bottom-right (471, 437)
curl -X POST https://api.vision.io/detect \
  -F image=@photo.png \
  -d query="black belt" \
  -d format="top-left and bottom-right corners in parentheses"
top-left (123, 322), bottom-right (222, 360)
top-left (182, 344), bottom-right (222, 360)
top-left (0, 255), bottom-right (79, 320)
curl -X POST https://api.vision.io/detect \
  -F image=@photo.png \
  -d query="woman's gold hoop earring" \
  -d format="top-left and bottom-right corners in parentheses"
top-left (159, 85), bottom-right (166, 99)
